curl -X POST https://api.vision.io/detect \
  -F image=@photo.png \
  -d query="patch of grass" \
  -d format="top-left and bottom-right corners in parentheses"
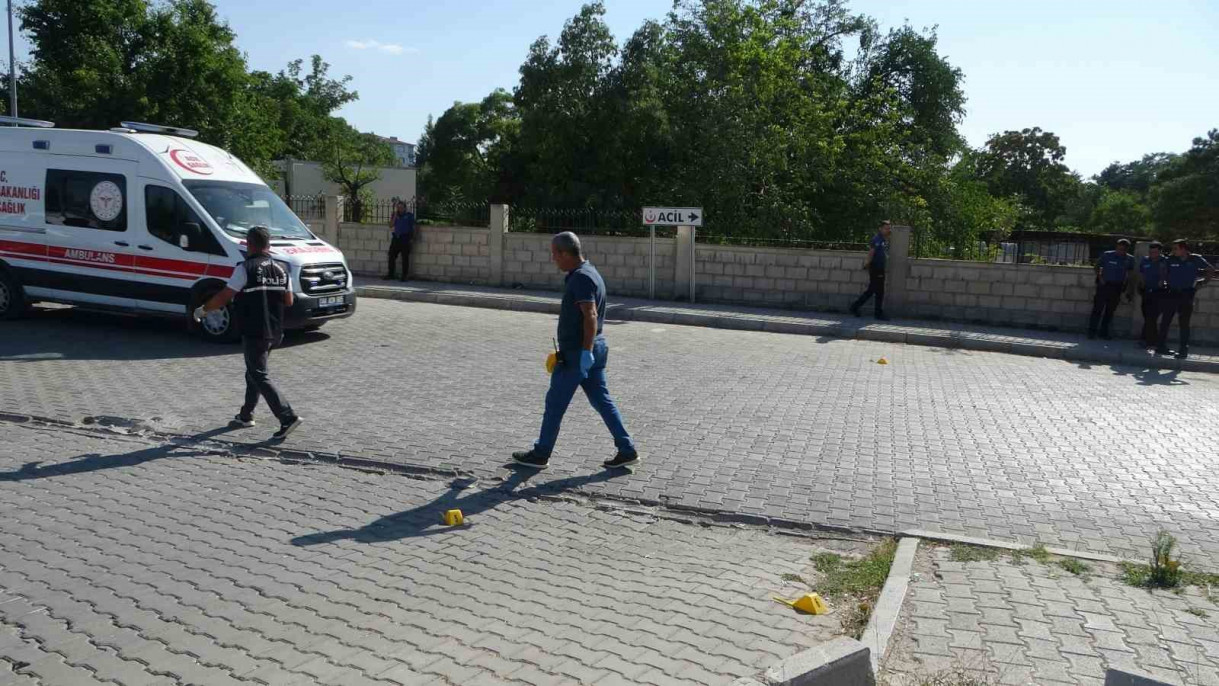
top-left (1123, 531), bottom-right (1187, 589)
top-left (1058, 558), bottom-right (1091, 576)
top-left (1009, 543), bottom-right (1050, 565)
top-left (814, 538), bottom-right (897, 598)
top-left (781, 573), bottom-right (806, 584)
top-left (898, 667), bottom-right (997, 686)
top-left (950, 545), bottom-right (999, 563)
top-left (812, 552), bottom-right (843, 573)
top-left (1186, 607), bottom-right (1209, 618)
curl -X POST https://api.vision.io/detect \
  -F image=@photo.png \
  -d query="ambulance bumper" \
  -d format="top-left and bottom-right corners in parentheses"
top-left (283, 290), bottom-right (357, 329)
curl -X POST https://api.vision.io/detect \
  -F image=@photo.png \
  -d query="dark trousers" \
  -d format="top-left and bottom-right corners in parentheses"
top-left (1088, 282), bottom-right (1124, 335)
top-left (241, 336), bottom-right (294, 423)
top-left (852, 268), bottom-right (886, 315)
top-left (1158, 291), bottom-right (1196, 351)
top-left (387, 236), bottom-right (412, 280)
top-left (1139, 291), bottom-right (1164, 346)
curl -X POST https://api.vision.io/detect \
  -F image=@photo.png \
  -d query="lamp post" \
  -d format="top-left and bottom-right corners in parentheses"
top-left (7, 0), bottom-right (16, 118)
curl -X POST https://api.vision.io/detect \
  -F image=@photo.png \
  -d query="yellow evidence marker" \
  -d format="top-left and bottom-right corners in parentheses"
top-left (774, 593), bottom-right (829, 615)
top-left (877, 357), bottom-right (889, 365)
top-left (545, 351), bottom-right (558, 374)
top-left (443, 509), bottom-right (465, 526)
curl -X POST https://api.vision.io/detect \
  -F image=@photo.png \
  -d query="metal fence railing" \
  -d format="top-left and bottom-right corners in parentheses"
top-left (340, 198), bottom-right (491, 227)
top-left (696, 233), bottom-right (868, 251)
top-left (284, 194), bottom-right (325, 221)
top-left (913, 230), bottom-right (1156, 266)
top-left (508, 207), bottom-right (672, 238)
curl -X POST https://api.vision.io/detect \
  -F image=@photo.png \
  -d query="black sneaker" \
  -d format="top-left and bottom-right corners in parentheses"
top-left (1154, 347), bottom-right (1172, 356)
top-left (603, 451), bottom-right (641, 469)
top-left (849, 306), bottom-right (861, 317)
top-left (231, 414), bottom-right (255, 428)
top-left (272, 416), bottom-right (303, 441)
top-left (1175, 349), bottom-right (1189, 360)
top-left (874, 313), bottom-right (889, 321)
top-left (512, 450), bottom-right (549, 470)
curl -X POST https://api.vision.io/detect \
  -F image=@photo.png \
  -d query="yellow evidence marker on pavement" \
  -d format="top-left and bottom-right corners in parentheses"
top-left (774, 593), bottom-right (829, 615)
top-left (443, 509), bottom-right (465, 526)
top-left (877, 357), bottom-right (889, 365)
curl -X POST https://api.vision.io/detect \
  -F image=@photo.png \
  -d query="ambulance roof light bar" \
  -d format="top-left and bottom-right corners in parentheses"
top-left (119, 121), bottom-right (199, 139)
top-left (0, 115), bottom-right (56, 128)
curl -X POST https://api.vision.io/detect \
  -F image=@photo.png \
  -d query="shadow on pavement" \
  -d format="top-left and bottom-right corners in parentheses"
top-left (290, 466), bottom-right (631, 546)
top-left (1113, 367), bottom-right (1187, 386)
top-left (0, 306), bottom-right (329, 361)
top-left (0, 426), bottom-right (238, 481)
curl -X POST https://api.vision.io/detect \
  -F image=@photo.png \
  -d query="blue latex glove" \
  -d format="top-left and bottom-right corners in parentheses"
top-left (579, 350), bottom-right (595, 378)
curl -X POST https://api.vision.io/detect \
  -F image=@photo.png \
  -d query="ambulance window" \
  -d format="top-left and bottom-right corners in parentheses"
top-left (45, 170), bottom-right (127, 232)
top-left (144, 185), bottom-right (226, 256)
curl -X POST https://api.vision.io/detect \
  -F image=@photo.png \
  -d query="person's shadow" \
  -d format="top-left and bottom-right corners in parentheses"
top-left (0, 426), bottom-right (237, 482)
top-left (291, 466), bottom-right (631, 546)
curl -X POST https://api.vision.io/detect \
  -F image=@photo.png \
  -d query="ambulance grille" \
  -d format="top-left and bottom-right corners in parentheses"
top-left (300, 263), bottom-right (349, 295)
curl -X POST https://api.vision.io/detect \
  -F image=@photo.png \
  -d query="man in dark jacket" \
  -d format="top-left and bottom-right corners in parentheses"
top-left (385, 200), bottom-right (416, 281)
top-left (195, 226), bottom-right (303, 440)
top-left (1087, 238), bottom-right (1135, 340)
top-left (1156, 239), bottom-right (1216, 359)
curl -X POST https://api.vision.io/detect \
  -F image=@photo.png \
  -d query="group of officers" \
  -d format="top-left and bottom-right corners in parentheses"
top-left (1089, 238), bottom-right (1215, 359)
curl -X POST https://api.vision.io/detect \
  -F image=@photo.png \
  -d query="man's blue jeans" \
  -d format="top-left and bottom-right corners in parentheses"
top-left (534, 339), bottom-right (635, 457)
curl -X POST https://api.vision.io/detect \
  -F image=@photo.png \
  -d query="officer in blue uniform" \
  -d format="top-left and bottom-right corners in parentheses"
top-left (850, 221), bottom-right (891, 321)
top-left (513, 232), bottom-right (639, 470)
top-left (1087, 238), bottom-right (1135, 340)
top-left (1135, 241), bottom-right (1170, 349)
top-left (1156, 239), bottom-right (1216, 359)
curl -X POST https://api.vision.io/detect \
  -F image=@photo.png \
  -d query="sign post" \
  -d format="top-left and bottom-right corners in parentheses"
top-left (643, 207), bottom-right (703, 302)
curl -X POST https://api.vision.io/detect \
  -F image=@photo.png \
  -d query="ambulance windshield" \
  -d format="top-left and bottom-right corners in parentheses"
top-left (183, 181), bottom-right (314, 241)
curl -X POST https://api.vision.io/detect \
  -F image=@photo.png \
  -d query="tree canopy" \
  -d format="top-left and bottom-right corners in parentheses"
top-left (5, 0), bottom-right (389, 189)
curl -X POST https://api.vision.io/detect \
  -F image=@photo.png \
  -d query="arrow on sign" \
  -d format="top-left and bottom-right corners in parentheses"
top-left (688, 212), bottom-right (699, 223)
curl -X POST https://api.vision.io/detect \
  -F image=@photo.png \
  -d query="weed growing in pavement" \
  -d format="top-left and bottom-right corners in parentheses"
top-left (1058, 558), bottom-right (1091, 576)
top-left (1123, 531), bottom-right (1185, 589)
top-left (812, 552), bottom-right (842, 573)
top-left (1187, 607), bottom-right (1210, 618)
top-left (781, 573), bottom-right (806, 584)
top-left (949, 545), bottom-right (999, 563)
top-left (882, 666), bottom-right (998, 686)
top-left (808, 539), bottom-right (897, 638)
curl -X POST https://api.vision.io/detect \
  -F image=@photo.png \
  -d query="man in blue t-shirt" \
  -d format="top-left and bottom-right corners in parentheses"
top-left (1156, 239), bottom-right (1215, 359)
top-left (849, 221), bottom-right (892, 320)
top-left (1135, 241), bottom-right (1170, 349)
top-left (1087, 238), bottom-right (1135, 340)
top-left (513, 232), bottom-right (638, 470)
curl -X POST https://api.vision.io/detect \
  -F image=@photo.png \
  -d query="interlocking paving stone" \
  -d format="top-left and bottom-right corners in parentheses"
top-left (0, 423), bottom-right (862, 685)
top-left (883, 544), bottom-right (1219, 685)
top-left (3, 299), bottom-right (1219, 568)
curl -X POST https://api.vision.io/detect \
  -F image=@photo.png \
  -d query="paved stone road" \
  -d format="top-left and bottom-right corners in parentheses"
top-left (2, 300), bottom-right (1219, 566)
top-left (0, 422), bottom-right (856, 685)
top-left (883, 544), bottom-right (1219, 685)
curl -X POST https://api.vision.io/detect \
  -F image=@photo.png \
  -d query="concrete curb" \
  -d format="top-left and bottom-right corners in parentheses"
top-left (356, 285), bottom-right (1219, 374)
top-left (1105, 668), bottom-right (1182, 686)
top-left (900, 528), bottom-right (1138, 566)
top-left (762, 636), bottom-right (875, 686)
top-left (861, 537), bottom-right (920, 674)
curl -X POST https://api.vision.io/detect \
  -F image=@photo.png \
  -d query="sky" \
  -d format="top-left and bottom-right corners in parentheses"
top-left (8, 0), bottom-right (1219, 177)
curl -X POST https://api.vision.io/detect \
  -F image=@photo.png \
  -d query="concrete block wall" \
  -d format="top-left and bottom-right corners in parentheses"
top-left (696, 245), bottom-right (870, 309)
top-left (904, 260), bottom-right (1104, 332)
top-left (501, 233), bottom-right (678, 299)
top-left (334, 223), bottom-right (491, 284)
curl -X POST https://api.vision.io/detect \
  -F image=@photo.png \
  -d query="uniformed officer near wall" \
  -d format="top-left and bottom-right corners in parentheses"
top-left (850, 220), bottom-right (892, 321)
top-left (1135, 241), bottom-right (1170, 349)
top-left (195, 226), bottom-right (303, 440)
top-left (1156, 239), bottom-right (1216, 360)
top-left (1087, 238), bottom-right (1135, 340)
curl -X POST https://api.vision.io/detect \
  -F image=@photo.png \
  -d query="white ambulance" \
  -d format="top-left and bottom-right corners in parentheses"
top-left (0, 117), bottom-right (356, 341)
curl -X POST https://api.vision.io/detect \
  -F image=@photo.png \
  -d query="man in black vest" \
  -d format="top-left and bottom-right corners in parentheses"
top-left (194, 226), bottom-right (303, 440)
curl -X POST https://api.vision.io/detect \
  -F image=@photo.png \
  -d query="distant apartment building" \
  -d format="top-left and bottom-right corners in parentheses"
top-left (377, 136), bottom-right (416, 168)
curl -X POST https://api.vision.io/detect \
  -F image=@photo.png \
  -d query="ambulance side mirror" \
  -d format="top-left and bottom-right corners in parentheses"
top-left (180, 222), bottom-right (202, 250)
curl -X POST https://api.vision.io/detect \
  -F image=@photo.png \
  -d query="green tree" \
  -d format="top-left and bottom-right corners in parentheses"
top-left (1090, 189), bottom-right (1151, 236)
top-left (320, 123), bottom-right (394, 222)
top-left (416, 90), bottom-right (519, 204)
top-left (1149, 130), bottom-right (1219, 240)
top-left (973, 127), bottom-right (1079, 230)
top-left (1096, 153), bottom-right (1177, 197)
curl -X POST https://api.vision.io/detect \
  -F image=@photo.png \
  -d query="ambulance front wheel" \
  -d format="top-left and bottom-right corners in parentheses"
top-left (190, 291), bottom-right (239, 343)
top-left (0, 269), bottom-right (29, 321)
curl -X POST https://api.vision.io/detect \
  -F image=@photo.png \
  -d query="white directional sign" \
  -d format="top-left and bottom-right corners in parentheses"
top-left (642, 206), bottom-right (703, 227)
